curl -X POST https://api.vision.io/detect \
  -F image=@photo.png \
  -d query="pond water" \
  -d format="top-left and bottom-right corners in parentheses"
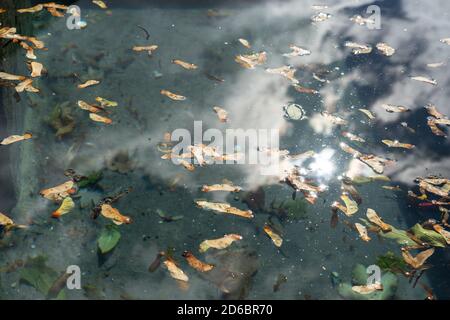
top-left (0, 0), bottom-right (450, 300)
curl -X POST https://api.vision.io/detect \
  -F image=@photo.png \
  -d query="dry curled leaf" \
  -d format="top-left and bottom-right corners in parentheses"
top-left (29, 61), bottom-right (43, 77)
top-left (358, 108), bottom-right (376, 120)
top-left (0, 72), bottom-right (26, 81)
top-left (238, 38), bottom-right (251, 48)
top-left (182, 251), bottom-right (214, 272)
top-left (163, 258), bottom-right (189, 282)
top-left (78, 100), bottom-right (102, 113)
top-left (213, 106), bottom-right (228, 122)
top-left (40, 181), bottom-right (76, 202)
top-left (382, 139), bottom-right (415, 149)
top-left (78, 80), bottom-right (100, 89)
top-left (410, 76), bottom-right (437, 86)
top-left (402, 248), bottom-right (434, 269)
top-left (17, 4), bottom-right (44, 13)
top-left (283, 44), bottom-right (310, 57)
top-left (89, 113), bottom-right (112, 124)
top-left (352, 283), bottom-right (383, 294)
top-left (172, 59), bottom-right (198, 70)
top-left (266, 65), bottom-right (299, 84)
top-left (160, 89), bottom-right (186, 101)
top-left (199, 234), bottom-right (242, 253)
top-left (132, 45), bottom-right (158, 55)
top-left (355, 223), bottom-right (371, 242)
top-left (376, 42), bottom-right (395, 56)
top-left (263, 224), bottom-right (283, 247)
top-left (234, 51), bottom-right (267, 69)
top-left (366, 208), bottom-right (392, 232)
top-left (100, 204), bottom-right (132, 225)
top-left (201, 183), bottom-right (242, 192)
top-left (195, 200), bottom-right (253, 219)
top-left (381, 104), bottom-right (410, 113)
top-left (344, 41), bottom-right (372, 55)
top-left (15, 78), bottom-right (39, 93)
top-left (92, 0), bottom-right (107, 9)
top-left (0, 132), bottom-right (32, 145)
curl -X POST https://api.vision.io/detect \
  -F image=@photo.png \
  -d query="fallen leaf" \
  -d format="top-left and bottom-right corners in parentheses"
top-left (283, 44), bottom-right (311, 57)
top-left (199, 234), bottom-right (242, 253)
top-left (402, 248), bottom-right (435, 269)
top-left (98, 224), bottom-right (121, 254)
top-left (182, 251), bottom-right (214, 272)
top-left (40, 181), bottom-right (76, 202)
top-left (100, 204), bottom-right (132, 225)
top-left (92, 0), bottom-right (107, 9)
top-left (234, 51), bottom-right (267, 69)
top-left (0, 132), bottom-right (32, 145)
top-left (96, 97), bottom-right (118, 107)
top-left (89, 113), bottom-right (112, 124)
top-left (78, 100), bottom-right (103, 113)
top-left (201, 183), bottom-right (242, 192)
top-left (78, 80), bottom-right (99, 89)
top-left (376, 42), bottom-right (395, 56)
top-left (29, 62), bottom-right (43, 77)
top-left (238, 38), bottom-right (251, 48)
top-left (263, 224), bottom-right (283, 247)
top-left (213, 106), bottom-right (228, 122)
top-left (352, 283), bottom-right (383, 294)
top-left (195, 200), bottom-right (253, 218)
top-left (132, 45), bottom-right (158, 55)
top-left (163, 259), bottom-right (189, 282)
top-left (344, 41), bottom-right (372, 54)
top-left (410, 76), bottom-right (437, 85)
top-left (51, 197), bottom-right (75, 218)
top-left (341, 193), bottom-right (358, 215)
top-left (358, 108), bottom-right (376, 120)
top-left (160, 89), bottom-right (186, 101)
top-left (355, 223), bottom-right (371, 242)
top-left (0, 72), bottom-right (26, 81)
top-left (366, 208), bottom-right (392, 232)
top-left (432, 225), bottom-right (450, 244)
top-left (266, 65), bottom-right (299, 84)
top-left (17, 4), bottom-right (44, 13)
top-left (15, 78), bottom-right (39, 93)
top-left (172, 59), bottom-right (198, 70)
top-left (382, 139), bottom-right (415, 149)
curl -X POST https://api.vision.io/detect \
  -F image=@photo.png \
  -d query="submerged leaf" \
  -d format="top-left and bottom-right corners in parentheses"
top-left (98, 224), bottom-right (121, 254)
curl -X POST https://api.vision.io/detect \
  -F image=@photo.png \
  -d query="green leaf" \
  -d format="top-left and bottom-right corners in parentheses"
top-left (98, 225), bottom-right (121, 254)
top-left (410, 223), bottom-right (447, 248)
top-left (19, 256), bottom-right (66, 299)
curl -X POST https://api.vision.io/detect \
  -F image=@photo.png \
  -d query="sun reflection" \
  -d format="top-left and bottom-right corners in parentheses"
top-left (309, 148), bottom-right (336, 178)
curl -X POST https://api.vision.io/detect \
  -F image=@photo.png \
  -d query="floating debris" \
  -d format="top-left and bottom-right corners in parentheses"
top-left (201, 183), bottom-right (241, 192)
top-left (381, 104), bottom-right (410, 113)
top-left (345, 41), bottom-right (372, 55)
top-left (283, 44), bottom-right (311, 57)
top-left (234, 51), bottom-right (267, 69)
top-left (238, 38), bottom-right (251, 48)
top-left (182, 251), bottom-right (214, 272)
top-left (195, 200), bottom-right (253, 219)
top-left (293, 84), bottom-right (318, 94)
top-left (89, 113), bottom-right (112, 124)
top-left (376, 42), bottom-right (395, 56)
top-left (342, 131), bottom-right (365, 143)
top-left (199, 234), bottom-right (242, 253)
top-left (311, 12), bottom-right (331, 23)
top-left (172, 59), bottom-right (198, 70)
top-left (355, 223), bottom-right (371, 242)
top-left (352, 283), bottom-right (383, 294)
top-left (213, 106), bottom-right (228, 122)
top-left (321, 111), bottom-right (348, 125)
top-left (51, 197), bottom-right (75, 218)
top-left (0, 132), bottom-right (32, 145)
top-left (100, 204), bottom-right (132, 225)
top-left (263, 224), bottom-right (283, 247)
top-left (163, 258), bottom-right (189, 282)
top-left (78, 79), bottom-right (100, 89)
top-left (410, 76), bottom-right (437, 85)
top-left (132, 45), bottom-right (158, 55)
top-left (266, 65), bottom-right (299, 84)
top-left (160, 89), bottom-right (186, 101)
top-left (427, 62), bottom-right (445, 68)
top-left (350, 15), bottom-right (375, 26)
top-left (40, 181), bottom-right (76, 202)
top-left (382, 139), bottom-right (415, 149)
top-left (366, 208), bottom-right (392, 232)
top-left (401, 248), bottom-right (434, 269)
top-left (92, 0), bottom-right (107, 9)
top-left (358, 108), bottom-right (376, 120)
top-left (440, 38), bottom-right (450, 45)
